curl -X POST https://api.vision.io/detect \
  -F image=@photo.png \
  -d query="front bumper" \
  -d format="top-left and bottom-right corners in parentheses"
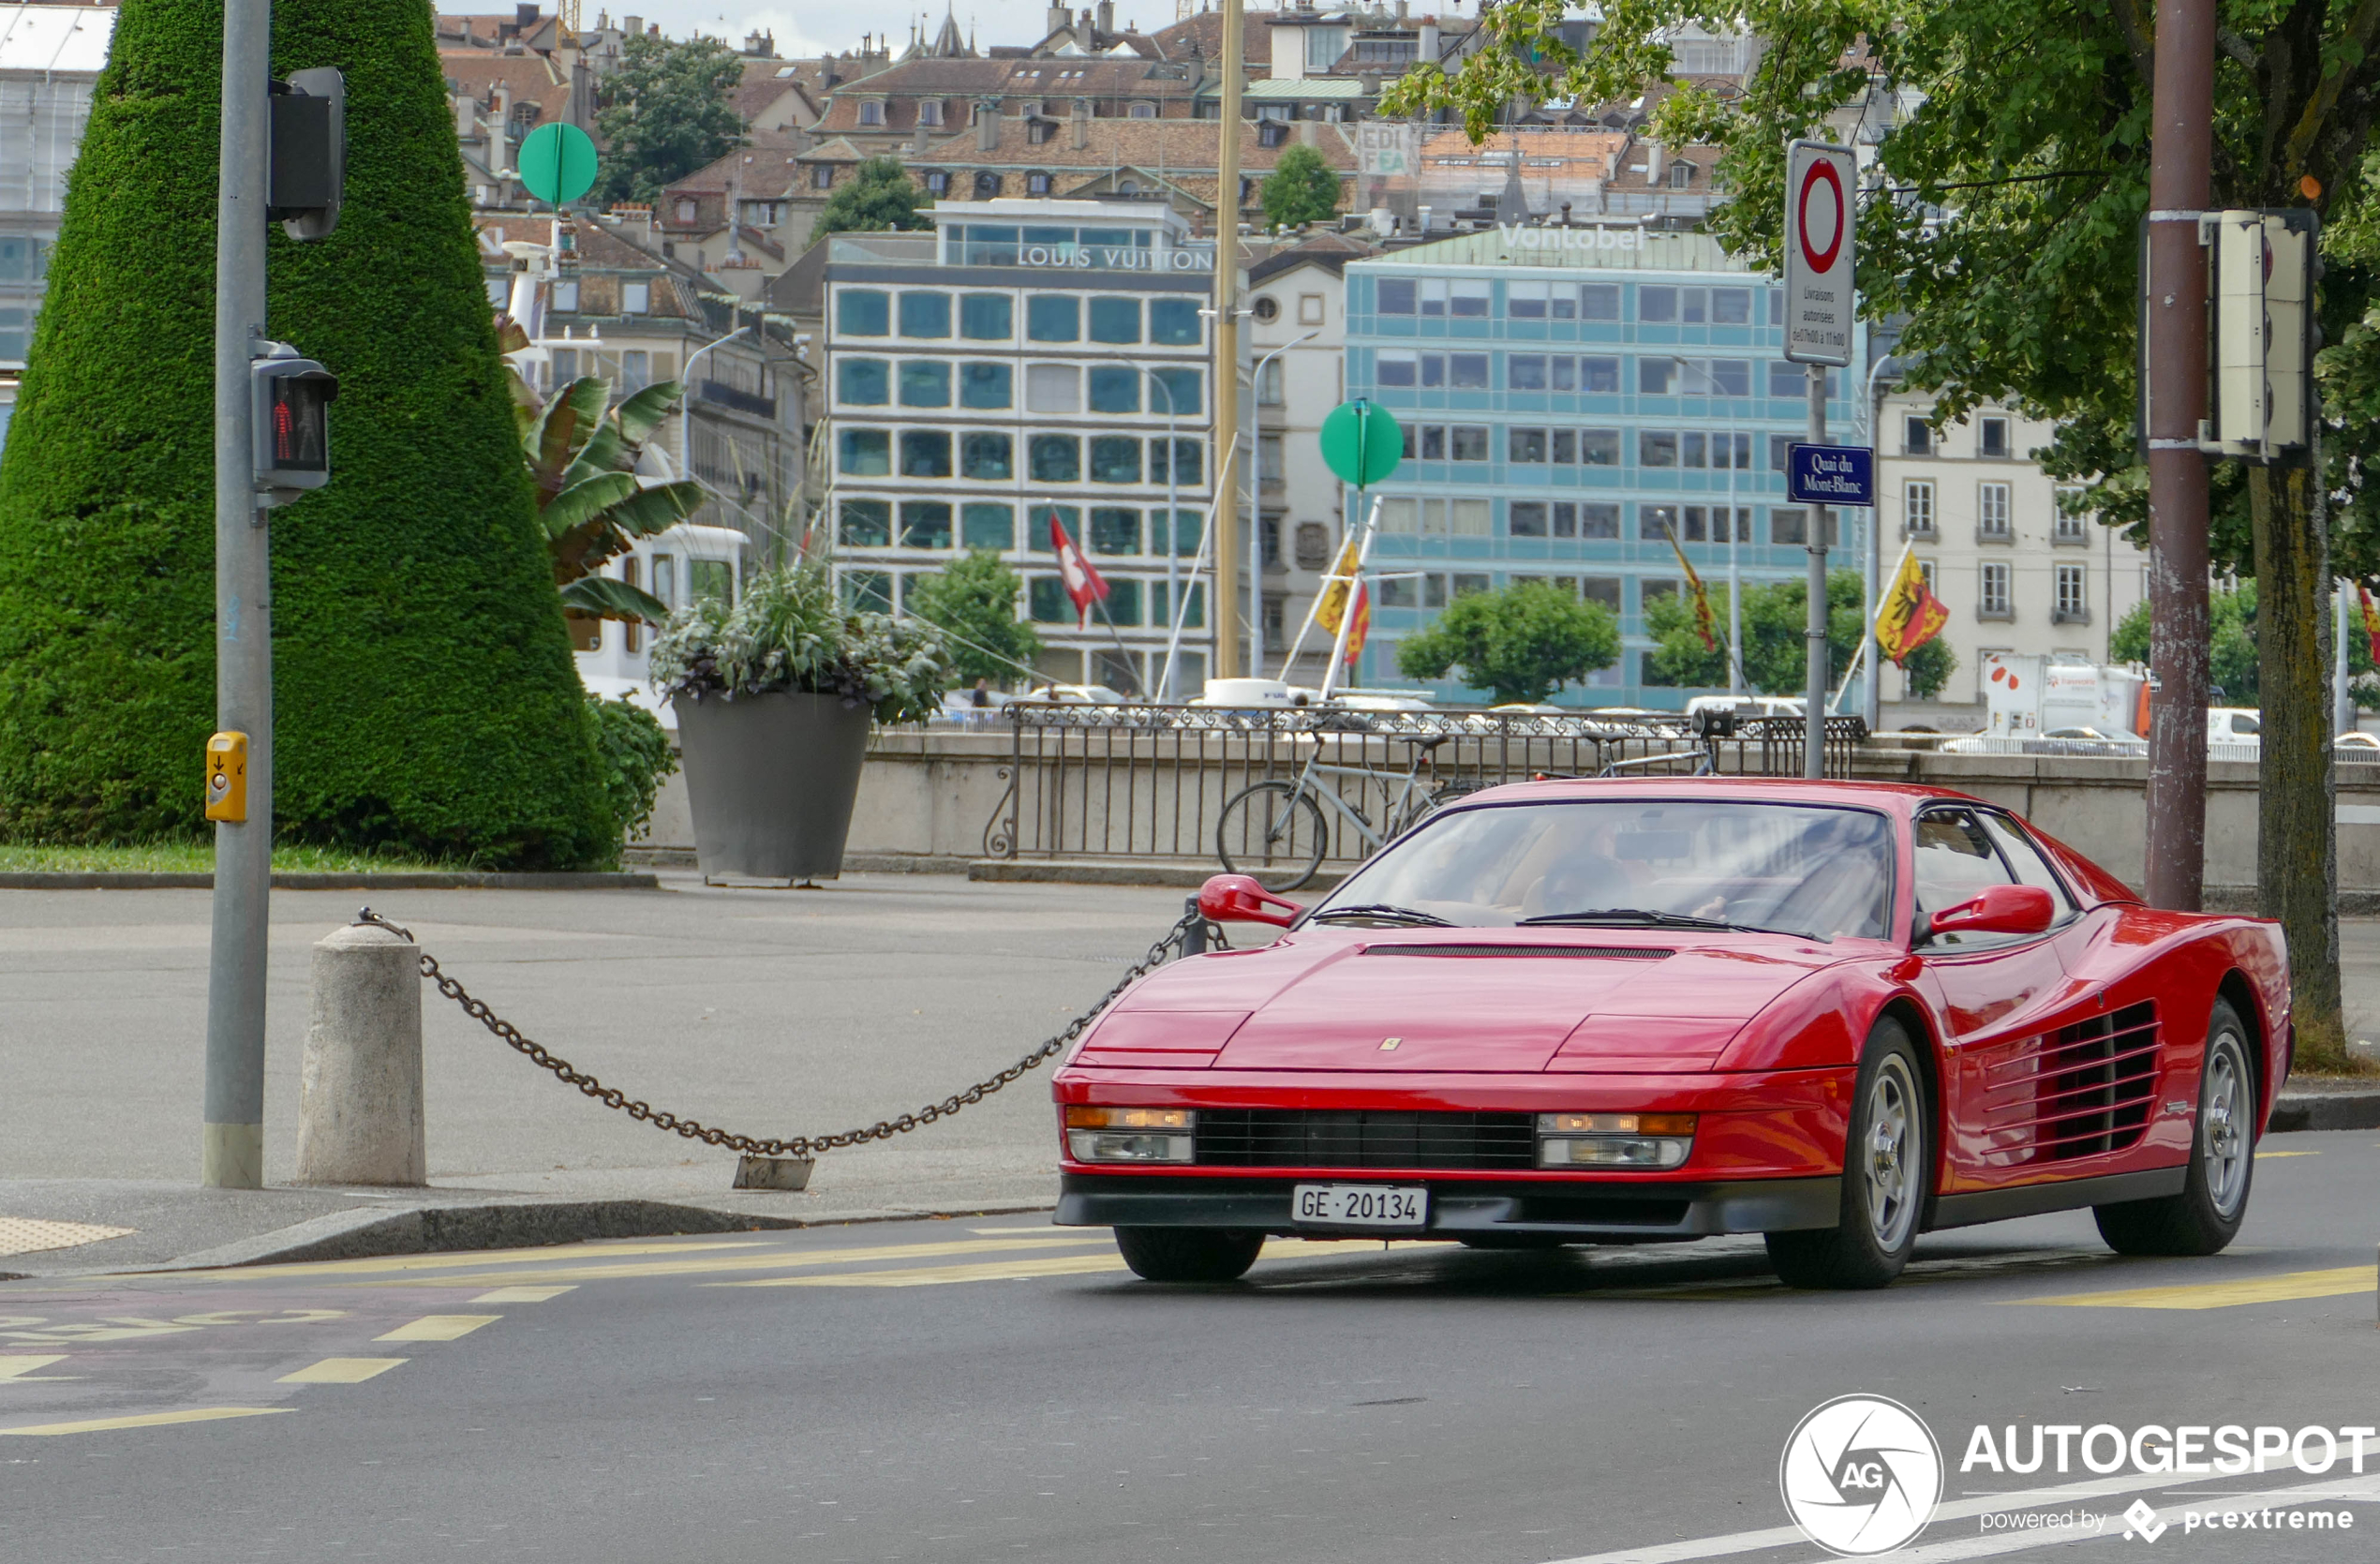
top-left (1056, 1171), bottom-right (1843, 1241)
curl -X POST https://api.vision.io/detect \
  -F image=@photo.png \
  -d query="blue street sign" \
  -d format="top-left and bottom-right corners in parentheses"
top-left (1787, 442), bottom-right (1875, 507)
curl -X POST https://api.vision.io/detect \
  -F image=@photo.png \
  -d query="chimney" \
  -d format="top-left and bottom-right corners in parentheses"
top-left (1394, 0), bottom-right (1407, 16)
top-left (1049, 3), bottom-right (1069, 33)
top-left (1096, 0), bottom-right (1114, 34)
top-left (1418, 19), bottom-right (1437, 60)
top-left (1359, 70), bottom-right (1380, 98)
top-left (516, 4), bottom-right (538, 28)
top-left (1072, 97), bottom-right (1092, 148)
top-left (1645, 140), bottom-right (1667, 184)
top-left (977, 99), bottom-right (1000, 151)
top-left (623, 14), bottom-right (640, 36)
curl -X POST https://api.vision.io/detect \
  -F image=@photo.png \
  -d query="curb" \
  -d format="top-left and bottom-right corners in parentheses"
top-left (0, 871), bottom-right (662, 891)
top-left (2269, 1089), bottom-right (2380, 1133)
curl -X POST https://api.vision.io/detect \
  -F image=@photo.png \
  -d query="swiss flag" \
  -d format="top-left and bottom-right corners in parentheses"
top-left (1049, 509), bottom-right (1108, 627)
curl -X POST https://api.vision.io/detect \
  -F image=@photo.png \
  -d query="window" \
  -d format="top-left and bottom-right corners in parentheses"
top-left (961, 503), bottom-right (1015, 550)
top-left (1417, 425), bottom-right (1445, 459)
top-left (1150, 366), bottom-right (1201, 416)
top-left (1027, 171), bottom-right (1053, 194)
top-left (1419, 279), bottom-right (1449, 316)
top-left (1771, 507), bottom-right (1807, 545)
top-left (1641, 431), bottom-right (1679, 468)
top-left (1508, 280), bottom-right (1550, 319)
top-left (959, 293), bottom-right (1012, 338)
top-left (1027, 364), bottom-right (1081, 413)
top-left (839, 289), bottom-right (889, 336)
top-left (1509, 427), bottom-right (1548, 463)
top-left (2055, 563), bottom-right (2088, 622)
top-left (1256, 359), bottom-right (1284, 406)
top-left (975, 171), bottom-right (1002, 198)
top-left (1450, 279), bottom-right (1491, 317)
top-left (1031, 434), bottom-right (1081, 482)
top-left (2054, 488), bottom-right (2090, 543)
top-left (550, 280), bottom-right (580, 313)
top-left (1299, 293), bottom-right (1324, 325)
top-left (1708, 360), bottom-right (1751, 396)
top-left (839, 358), bottom-right (889, 405)
top-left (899, 361), bottom-right (951, 407)
top-left (1257, 120), bottom-right (1288, 148)
top-left (1711, 288), bottom-right (1751, 324)
top-left (1105, 579), bottom-right (1143, 627)
top-left (1579, 356), bottom-right (1620, 393)
top-left (1550, 429), bottom-right (1576, 463)
top-left (1905, 416), bottom-right (1933, 455)
top-left (1450, 353), bottom-right (1490, 388)
top-left (961, 431), bottom-right (1013, 480)
top-left (1031, 120), bottom-right (1058, 145)
top-left (1980, 561), bottom-right (2013, 618)
top-left (1034, 507), bottom-right (1080, 554)
top-left (1449, 425), bottom-right (1490, 462)
top-left (1550, 357), bottom-right (1578, 392)
top-left (1028, 576), bottom-right (1072, 623)
top-left (675, 198), bottom-right (699, 225)
top-left (839, 427), bottom-right (890, 475)
top-left (960, 361), bottom-right (1013, 409)
top-left (1089, 365), bottom-right (1140, 413)
top-left (1418, 353), bottom-right (1446, 387)
top-left (917, 100), bottom-right (945, 127)
top-left (1164, 509), bottom-right (1202, 556)
top-left (1089, 296), bottom-right (1141, 344)
top-left (1090, 436), bottom-right (1142, 484)
top-left (1976, 812), bottom-right (2078, 917)
top-left (1581, 283), bottom-right (1620, 320)
top-left (1980, 417), bottom-right (2010, 457)
top-left (1450, 501), bottom-right (1492, 537)
top-left (1770, 434), bottom-right (1794, 471)
top-left (813, 165), bottom-right (836, 189)
top-left (1639, 503), bottom-right (1680, 542)
top-left (1508, 354), bottom-right (1547, 392)
top-left (1670, 160), bottom-right (1695, 189)
top-left (1769, 361), bottom-right (1807, 398)
top-left (1154, 439), bottom-right (1201, 485)
top-left (899, 292), bottom-right (950, 338)
top-left (1150, 298), bottom-right (1201, 345)
top-left (1639, 358), bottom-right (1678, 395)
top-left (1129, 100), bottom-right (1156, 119)
top-left (1638, 286), bottom-right (1676, 322)
top-left (840, 498), bottom-right (892, 545)
top-left (621, 281), bottom-right (650, 314)
top-left (550, 348), bottom-right (577, 381)
top-left (1027, 295), bottom-right (1079, 342)
top-left (1377, 350), bottom-right (1418, 388)
top-left (1978, 482), bottom-right (2012, 540)
top-left (924, 171), bottom-right (949, 195)
top-left (1252, 295), bottom-right (1280, 323)
top-left (900, 500), bottom-right (953, 549)
top-left (1377, 278), bottom-right (1418, 315)
top-left (1089, 507), bottom-right (1141, 555)
top-left (1510, 500), bottom-right (1549, 537)
top-left (843, 570), bottom-right (892, 612)
top-left (1257, 433), bottom-right (1284, 481)
top-left (1579, 428), bottom-right (1620, 466)
top-left (899, 430), bottom-right (952, 478)
top-left (744, 201), bottom-right (785, 229)
top-left (1904, 480), bottom-right (1936, 538)
top-left (858, 99), bottom-right (885, 126)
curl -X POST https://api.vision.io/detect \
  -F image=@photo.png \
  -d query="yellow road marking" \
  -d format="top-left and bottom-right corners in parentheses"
top-left (0, 1355), bottom-right (70, 1382)
top-left (279, 1357), bottom-right (408, 1383)
top-left (713, 1237), bottom-right (1444, 1288)
top-left (968, 1225), bottom-right (1059, 1233)
top-left (375, 1315), bottom-right (500, 1342)
top-left (354, 1231), bottom-right (1112, 1288)
top-left (173, 1240), bottom-right (771, 1282)
top-left (2256, 1149), bottom-right (2319, 1159)
top-left (469, 1286), bottom-right (575, 1303)
top-left (1, 1406), bottom-right (293, 1437)
top-left (2010, 1266), bottom-right (2373, 1310)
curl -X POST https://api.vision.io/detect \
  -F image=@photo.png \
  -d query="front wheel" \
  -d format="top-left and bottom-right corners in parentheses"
top-left (1216, 781), bottom-right (1328, 892)
top-left (1766, 1020), bottom-right (1930, 1289)
top-left (1114, 1227), bottom-right (1264, 1283)
top-left (2094, 998), bottom-right (2255, 1257)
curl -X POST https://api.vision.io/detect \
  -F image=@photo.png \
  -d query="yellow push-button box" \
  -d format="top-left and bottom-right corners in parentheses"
top-left (204, 731), bottom-right (248, 822)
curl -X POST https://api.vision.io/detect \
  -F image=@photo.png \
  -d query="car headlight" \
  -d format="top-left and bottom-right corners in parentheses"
top-left (1064, 1105), bottom-right (1195, 1164)
top-left (1536, 1111), bottom-right (1695, 1170)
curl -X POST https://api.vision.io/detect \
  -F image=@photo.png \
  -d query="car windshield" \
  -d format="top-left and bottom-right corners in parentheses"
top-left (1310, 799), bottom-right (1896, 942)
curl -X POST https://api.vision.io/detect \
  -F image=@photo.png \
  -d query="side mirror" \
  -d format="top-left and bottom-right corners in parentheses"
top-left (1927, 884), bottom-right (2056, 940)
top-left (1197, 873), bottom-right (1302, 929)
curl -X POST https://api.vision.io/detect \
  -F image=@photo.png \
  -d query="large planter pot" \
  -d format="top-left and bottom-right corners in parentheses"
top-left (674, 691), bottom-right (874, 882)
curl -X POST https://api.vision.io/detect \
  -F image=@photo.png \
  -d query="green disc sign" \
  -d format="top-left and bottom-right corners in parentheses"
top-left (517, 122), bottom-right (599, 206)
top-left (1318, 399), bottom-right (1403, 487)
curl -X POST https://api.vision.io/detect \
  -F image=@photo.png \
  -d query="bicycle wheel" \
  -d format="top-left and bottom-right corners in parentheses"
top-left (1216, 781), bottom-right (1330, 892)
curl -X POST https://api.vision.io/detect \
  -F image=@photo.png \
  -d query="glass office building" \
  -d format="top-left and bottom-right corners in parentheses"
top-left (823, 200), bottom-right (1216, 695)
top-left (1342, 229), bottom-right (1865, 708)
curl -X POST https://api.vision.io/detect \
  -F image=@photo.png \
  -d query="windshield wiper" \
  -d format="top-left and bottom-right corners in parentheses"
top-left (1309, 902), bottom-right (1453, 928)
top-left (1519, 907), bottom-right (1761, 932)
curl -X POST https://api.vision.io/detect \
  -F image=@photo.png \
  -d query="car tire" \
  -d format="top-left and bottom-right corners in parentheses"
top-left (1765, 1019), bottom-right (1930, 1290)
top-left (2094, 998), bottom-right (2255, 1258)
top-left (1113, 1226), bottom-right (1265, 1283)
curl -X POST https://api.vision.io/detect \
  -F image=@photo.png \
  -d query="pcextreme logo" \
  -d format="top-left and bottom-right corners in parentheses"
top-left (1779, 1394), bottom-right (1946, 1556)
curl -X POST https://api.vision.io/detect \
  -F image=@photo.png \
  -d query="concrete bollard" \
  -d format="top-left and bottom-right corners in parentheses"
top-left (296, 922), bottom-right (426, 1185)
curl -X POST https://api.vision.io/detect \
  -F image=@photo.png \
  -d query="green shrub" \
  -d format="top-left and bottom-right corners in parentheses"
top-left (588, 694), bottom-right (677, 843)
top-left (0, 0), bottom-right (614, 867)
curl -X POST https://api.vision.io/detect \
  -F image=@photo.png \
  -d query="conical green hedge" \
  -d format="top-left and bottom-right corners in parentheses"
top-left (0, 0), bottom-right (615, 867)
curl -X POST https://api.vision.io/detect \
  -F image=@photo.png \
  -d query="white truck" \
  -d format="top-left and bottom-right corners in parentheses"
top-left (1954, 652), bottom-right (2262, 758)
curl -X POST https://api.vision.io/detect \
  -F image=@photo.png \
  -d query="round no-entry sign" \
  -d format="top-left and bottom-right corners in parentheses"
top-left (1781, 141), bottom-right (1855, 367)
top-left (1796, 157), bottom-right (1845, 273)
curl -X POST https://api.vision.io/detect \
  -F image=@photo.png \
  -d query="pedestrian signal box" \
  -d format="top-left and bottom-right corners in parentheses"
top-left (251, 340), bottom-right (339, 503)
top-left (2209, 208), bottom-right (2318, 463)
top-left (204, 731), bottom-right (249, 823)
top-left (270, 68), bottom-right (346, 241)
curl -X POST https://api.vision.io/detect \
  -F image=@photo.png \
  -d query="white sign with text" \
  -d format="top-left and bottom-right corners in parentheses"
top-left (1782, 140), bottom-right (1855, 366)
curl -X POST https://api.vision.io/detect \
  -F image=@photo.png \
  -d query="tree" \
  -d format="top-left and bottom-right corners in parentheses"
top-left (1259, 144), bottom-right (1343, 231)
top-left (507, 365), bottom-right (704, 624)
top-left (1386, 0), bottom-right (2380, 1065)
top-left (816, 156), bottom-right (931, 237)
top-left (2112, 582), bottom-right (2376, 708)
top-left (592, 32), bottom-right (745, 207)
top-left (0, 0), bottom-right (616, 867)
top-left (1395, 581), bottom-right (1620, 704)
top-left (1897, 636), bottom-right (1958, 704)
top-left (1646, 573), bottom-right (1958, 706)
top-left (904, 550), bottom-right (1041, 689)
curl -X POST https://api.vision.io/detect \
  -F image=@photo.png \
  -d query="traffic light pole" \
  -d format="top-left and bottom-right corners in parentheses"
top-left (204, 0), bottom-right (274, 1188)
top-left (1804, 365), bottom-right (1830, 779)
top-left (2143, 0), bottom-right (2214, 911)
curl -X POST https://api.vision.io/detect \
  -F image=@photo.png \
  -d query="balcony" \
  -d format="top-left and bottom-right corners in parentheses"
top-left (699, 379), bottom-right (776, 419)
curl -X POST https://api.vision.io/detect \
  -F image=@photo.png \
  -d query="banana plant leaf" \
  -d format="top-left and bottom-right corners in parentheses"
top-left (541, 471), bottom-right (642, 540)
top-left (528, 377), bottom-right (609, 500)
top-left (559, 574), bottom-right (673, 623)
top-left (614, 380), bottom-right (685, 451)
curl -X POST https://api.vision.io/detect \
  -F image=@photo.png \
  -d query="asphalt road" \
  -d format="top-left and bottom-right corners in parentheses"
top-left (6, 1131), bottom-right (2376, 1563)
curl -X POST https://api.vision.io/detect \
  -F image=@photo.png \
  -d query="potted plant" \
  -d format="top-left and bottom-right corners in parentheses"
top-left (650, 561), bottom-right (948, 882)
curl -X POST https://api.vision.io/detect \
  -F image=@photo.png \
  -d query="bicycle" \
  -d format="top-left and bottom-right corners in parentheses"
top-left (1214, 728), bottom-right (1477, 892)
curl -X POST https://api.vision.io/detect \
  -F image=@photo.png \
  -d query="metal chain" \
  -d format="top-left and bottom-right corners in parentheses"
top-left (352, 904), bottom-right (1221, 1161)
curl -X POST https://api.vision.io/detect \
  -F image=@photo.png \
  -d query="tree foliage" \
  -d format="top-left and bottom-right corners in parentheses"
top-left (904, 549), bottom-right (1041, 688)
top-left (506, 365), bottom-right (704, 622)
top-left (2110, 581), bottom-right (2377, 708)
top-left (0, 0), bottom-right (613, 866)
top-left (1395, 581), bottom-right (1621, 704)
top-left (1644, 573), bottom-right (1956, 703)
top-left (1259, 144), bottom-right (1344, 231)
top-left (588, 693), bottom-right (678, 838)
top-left (592, 32), bottom-right (745, 206)
top-left (816, 156), bottom-right (932, 237)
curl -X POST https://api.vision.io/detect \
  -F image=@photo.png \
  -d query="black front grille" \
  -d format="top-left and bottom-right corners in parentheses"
top-left (1194, 1110), bottom-right (1539, 1169)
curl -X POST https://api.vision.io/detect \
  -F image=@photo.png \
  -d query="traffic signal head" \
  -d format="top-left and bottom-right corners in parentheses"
top-left (251, 341), bottom-right (339, 504)
top-left (271, 68), bottom-right (346, 242)
top-left (2209, 207), bottom-right (2318, 462)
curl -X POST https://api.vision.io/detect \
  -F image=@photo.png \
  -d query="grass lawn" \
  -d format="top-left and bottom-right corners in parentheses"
top-left (0, 842), bottom-right (467, 873)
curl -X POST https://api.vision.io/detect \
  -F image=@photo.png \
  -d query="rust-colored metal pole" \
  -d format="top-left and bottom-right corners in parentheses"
top-left (2143, 0), bottom-right (2213, 909)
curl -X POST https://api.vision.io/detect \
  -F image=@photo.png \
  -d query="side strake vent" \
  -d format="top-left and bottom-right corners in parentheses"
top-left (1975, 1000), bottom-right (2161, 1165)
top-left (1363, 944), bottom-right (1673, 961)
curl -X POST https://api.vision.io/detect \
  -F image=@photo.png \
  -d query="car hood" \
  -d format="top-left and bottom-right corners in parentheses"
top-left (1113, 930), bottom-right (1847, 1073)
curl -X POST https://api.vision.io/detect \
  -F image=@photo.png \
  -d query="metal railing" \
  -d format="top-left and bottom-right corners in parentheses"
top-left (982, 704), bottom-right (1867, 867)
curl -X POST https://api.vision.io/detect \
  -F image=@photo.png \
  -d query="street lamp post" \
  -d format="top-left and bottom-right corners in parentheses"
top-left (1243, 330), bottom-right (1319, 680)
top-left (1148, 368), bottom-right (1182, 699)
top-left (678, 323), bottom-right (757, 488)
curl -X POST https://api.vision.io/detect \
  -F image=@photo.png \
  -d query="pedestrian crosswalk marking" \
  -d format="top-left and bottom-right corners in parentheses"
top-left (375, 1315), bottom-right (500, 1342)
top-left (279, 1357), bottom-right (408, 1383)
top-left (364, 1231), bottom-right (1114, 1288)
top-left (469, 1286), bottom-right (576, 1303)
top-left (2009, 1265), bottom-right (2373, 1310)
top-left (0, 1406), bottom-right (292, 1437)
top-left (0, 1354), bottom-right (71, 1382)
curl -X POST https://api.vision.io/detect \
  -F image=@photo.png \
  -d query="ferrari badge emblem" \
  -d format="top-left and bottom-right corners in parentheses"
top-left (1379, 1036), bottom-right (1402, 1050)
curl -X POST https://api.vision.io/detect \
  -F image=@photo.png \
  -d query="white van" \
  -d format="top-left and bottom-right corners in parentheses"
top-left (573, 523), bottom-right (750, 728)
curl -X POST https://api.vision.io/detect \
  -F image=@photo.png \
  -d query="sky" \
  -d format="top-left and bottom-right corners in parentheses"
top-left (608, 0), bottom-right (1202, 60)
